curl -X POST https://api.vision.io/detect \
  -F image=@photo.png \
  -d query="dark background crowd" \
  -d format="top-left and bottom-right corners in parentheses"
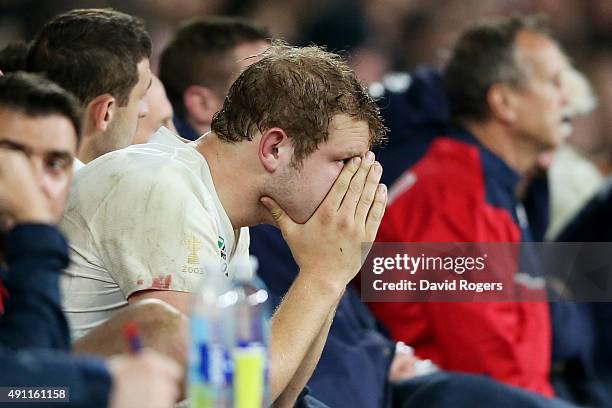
top-left (2, 0), bottom-right (611, 183)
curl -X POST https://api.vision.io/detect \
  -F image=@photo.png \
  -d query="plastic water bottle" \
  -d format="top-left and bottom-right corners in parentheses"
top-left (231, 256), bottom-right (270, 408)
top-left (189, 256), bottom-right (270, 408)
top-left (189, 260), bottom-right (234, 408)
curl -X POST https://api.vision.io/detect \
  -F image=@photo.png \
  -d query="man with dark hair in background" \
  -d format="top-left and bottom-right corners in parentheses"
top-left (0, 71), bottom-right (182, 408)
top-left (159, 17), bottom-right (269, 141)
top-left (26, 8), bottom-right (153, 168)
top-left (369, 16), bottom-right (569, 397)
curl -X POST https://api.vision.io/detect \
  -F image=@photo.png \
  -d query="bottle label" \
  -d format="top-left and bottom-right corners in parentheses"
top-left (199, 344), bottom-right (233, 385)
top-left (234, 344), bottom-right (266, 408)
top-left (190, 343), bottom-right (233, 408)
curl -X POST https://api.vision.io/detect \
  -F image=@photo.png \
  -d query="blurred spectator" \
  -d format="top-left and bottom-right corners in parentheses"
top-left (547, 53), bottom-right (609, 239)
top-left (159, 17), bottom-right (269, 140)
top-left (132, 74), bottom-right (175, 144)
top-left (571, 52), bottom-right (612, 175)
top-left (370, 25), bottom-right (604, 408)
top-left (369, 16), bottom-right (569, 396)
top-left (298, 3), bottom-right (391, 85)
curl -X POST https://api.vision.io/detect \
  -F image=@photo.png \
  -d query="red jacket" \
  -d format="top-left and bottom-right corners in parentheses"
top-left (369, 134), bottom-right (553, 396)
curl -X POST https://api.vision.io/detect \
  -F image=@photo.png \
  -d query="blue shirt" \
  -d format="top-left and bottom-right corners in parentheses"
top-left (0, 224), bottom-right (111, 408)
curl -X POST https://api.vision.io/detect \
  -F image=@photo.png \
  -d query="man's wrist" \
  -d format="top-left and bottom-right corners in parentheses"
top-left (295, 267), bottom-right (347, 297)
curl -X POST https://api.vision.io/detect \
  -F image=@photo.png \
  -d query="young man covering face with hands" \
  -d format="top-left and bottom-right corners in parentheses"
top-left (61, 41), bottom-right (387, 406)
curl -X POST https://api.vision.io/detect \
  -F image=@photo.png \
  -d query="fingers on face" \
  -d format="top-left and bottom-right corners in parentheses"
top-left (365, 184), bottom-right (387, 240)
top-left (340, 151), bottom-right (376, 214)
top-left (318, 151), bottom-right (386, 238)
top-left (325, 155), bottom-right (361, 211)
top-left (355, 160), bottom-right (382, 225)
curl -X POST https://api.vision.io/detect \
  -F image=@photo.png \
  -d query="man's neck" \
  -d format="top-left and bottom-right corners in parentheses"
top-left (194, 132), bottom-right (260, 229)
top-left (76, 134), bottom-right (97, 164)
top-left (463, 120), bottom-right (538, 175)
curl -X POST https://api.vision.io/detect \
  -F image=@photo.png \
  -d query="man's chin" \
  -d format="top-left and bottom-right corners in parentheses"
top-left (294, 205), bottom-right (321, 225)
top-left (541, 130), bottom-right (565, 151)
top-left (289, 212), bottom-right (310, 225)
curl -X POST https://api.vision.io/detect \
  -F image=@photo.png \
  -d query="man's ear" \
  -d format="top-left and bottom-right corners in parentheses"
top-left (183, 85), bottom-right (222, 125)
top-left (86, 94), bottom-right (115, 132)
top-left (258, 128), bottom-right (292, 173)
top-left (487, 83), bottom-right (519, 124)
